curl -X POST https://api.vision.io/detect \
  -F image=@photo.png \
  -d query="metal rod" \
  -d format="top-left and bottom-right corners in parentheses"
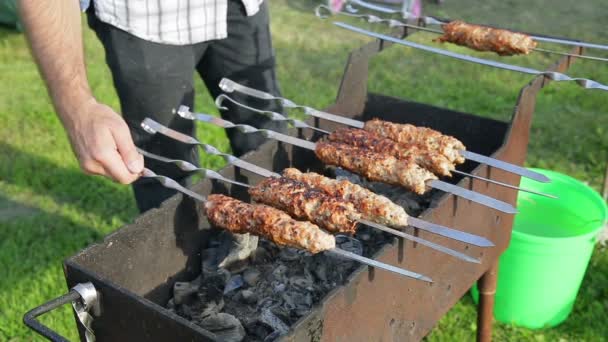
top-left (175, 108), bottom-right (517, 214)
top-left (140, 168), bottom-right (432, 281)
top-left (452, 170), bottom-right (556, 199)
top-left (217, 94), bottom-right (557, 198)
top-left (532, 47), bottom-right (608, 63)
top-left (417, 11), bottom-right (608, 52)
top-left (141, 123), bottom-right (494, 247)
top-left (217, 94), bottom-right (362, 137)
top-left (317, 6), bottom-right (608, 63)
top-left (407, 217), bottom-right (493, 247)
top-left (141, 168), bottom-right (207, 202)
top-left (219, 78), bottom-right (366, 128)
top-left (358, 219), bottom-right (480, 263)
top-left (459, 150), bottom-right (549, 183)
top-left (141, 118), bottom-right (280, 178)
top-left (327, 248), bottom-right (432, 281)
top-left (215, 94), bottom-right (330, 134)
top-left (219, 80), bottom-right (553, 190)
top-left (333, 22), bottom-right (608, 91)
top-left (140, 147), bottom-right (485, 260)
top-left (138, 149), bottom-right (252, 188)
top-left (219, 93), bottom-right (548, 196)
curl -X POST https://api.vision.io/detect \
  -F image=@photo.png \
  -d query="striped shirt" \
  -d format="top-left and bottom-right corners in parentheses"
top-left (81, 0), bottom-right (264, 45)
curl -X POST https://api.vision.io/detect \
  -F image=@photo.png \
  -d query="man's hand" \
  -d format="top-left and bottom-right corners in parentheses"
top-left (64, 99), bottom-right (144, 184)
top-left (19, 1), bottom-right (142, 184)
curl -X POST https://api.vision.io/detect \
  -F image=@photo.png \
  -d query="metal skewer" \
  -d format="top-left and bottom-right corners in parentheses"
top-left (141, 119), bottom-right (494, 247)
top-left (215, 94), bottom-right (557, 200)
top-left (219, 78), bottom-right (552, 184)
top-left (332, 21), bottom-right (608, 92)
top-left (139, 147), bottom-right (485, 263)
top-left (140, 168), bottom-right (431, 281)
top-left (169, 108), bottom-right (517, 214)
top-left (344, 0), bottom-right (608, 51)
top-left (316, 5), bottom-right (608, 63)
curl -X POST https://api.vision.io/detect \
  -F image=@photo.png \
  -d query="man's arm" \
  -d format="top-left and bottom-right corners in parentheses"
top-left (18, 0), bottom-right (143, 184)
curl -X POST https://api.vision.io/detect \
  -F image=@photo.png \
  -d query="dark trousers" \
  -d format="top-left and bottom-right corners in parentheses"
top-left (87, 0), bottom-right (285, 212)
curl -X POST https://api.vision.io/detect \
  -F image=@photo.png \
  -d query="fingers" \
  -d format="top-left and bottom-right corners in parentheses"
top-left (67, 101), bottom-right (143, 184)
top-left (111, 120), bottom-right (144, 174)
top-left (82, 125), bottom-right (141, 184)
top-left (98, 148), bottom-right (140, 184)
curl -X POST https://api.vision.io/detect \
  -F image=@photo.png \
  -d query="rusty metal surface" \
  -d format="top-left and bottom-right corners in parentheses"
top-left (62, 30), bottom-right (581, 342)
top-left (477, 261), bottom-right (499, 342)
top-left (281, 41), bottom-right (582, 342)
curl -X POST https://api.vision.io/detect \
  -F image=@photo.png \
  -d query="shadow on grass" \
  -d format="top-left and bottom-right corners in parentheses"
top-left (0, 204), bottom-right (104, 339)
top-left (0, 141), bottom-right (137, 223)
top-left (0, 24), bottom-right (22, 39)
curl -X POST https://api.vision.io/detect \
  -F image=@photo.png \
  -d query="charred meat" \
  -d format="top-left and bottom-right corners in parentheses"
top-left (249, 176), bottom-right (359, 234)
top-left (283, 168), bottom-right (410, 227)
top-left (363, 118), bottom-right (466, 164)
top-left (327, 127), bottom-right (455, 176)
top-left (435, 20), bottom-right (537, 56)
top-left (205, 194), bottom-right (335, 253)
top-left (314, 140), bottom-right (437, 195)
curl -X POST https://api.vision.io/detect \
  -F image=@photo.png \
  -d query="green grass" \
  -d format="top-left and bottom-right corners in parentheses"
top-left (1, 0), bottom-right (607, 340)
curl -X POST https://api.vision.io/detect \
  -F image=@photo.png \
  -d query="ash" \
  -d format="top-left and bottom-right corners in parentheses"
top-left (167, 168), bottom-right (435, 341)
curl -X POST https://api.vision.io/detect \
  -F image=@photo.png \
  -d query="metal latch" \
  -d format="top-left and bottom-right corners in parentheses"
top-left (23, 282), bottom-right (99, 342)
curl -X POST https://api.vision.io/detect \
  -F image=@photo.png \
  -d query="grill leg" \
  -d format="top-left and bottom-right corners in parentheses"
top-left (476, 262), bottom-right (498, 342)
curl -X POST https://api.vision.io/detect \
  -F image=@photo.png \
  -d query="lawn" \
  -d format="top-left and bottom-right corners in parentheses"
top-left (0, 0), bottom-right (607, 341)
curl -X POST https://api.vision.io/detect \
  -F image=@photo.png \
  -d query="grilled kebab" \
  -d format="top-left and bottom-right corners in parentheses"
top-left (314, 140), bottom-right (437, 195)
top-left (328, 127), bottom-right (454, 176)
top-left (205, 194), bottom-right (335, 253)
top-left (249, 176), bottom-right (359, 234)
top-left (435, 21), bottom-right (538, 56)
top-left (363, 118), bottom-right (466, 164)
top-left (283, 168), bottom-right (410, 227)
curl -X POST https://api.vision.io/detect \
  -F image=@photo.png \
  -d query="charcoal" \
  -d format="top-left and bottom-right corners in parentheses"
top-left (278, 247), bottom-right (301, 261)
top-left (260, 309), bottom-right (289, 335)
top-left (289, 275), bottom-right (313, 291)
top-left (243, 268), bottom-right (261, 287)
top-left (239, 289), bottom-right (258, 305)
top-left (336, 235), bottom-right (363, 255)
top-left (168, 166), bottom-right (438, 341)
top-left (224, 275), bottom-right (244, 294)
top-left (197, 313), bottom-right (245, 342)
top-left (282, 291), bottom-right (312, 313)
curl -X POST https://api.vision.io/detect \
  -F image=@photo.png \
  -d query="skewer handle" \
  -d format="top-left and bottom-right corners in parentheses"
top-left (141, 168), bottom-right (207, 202)
top-left (138, 149), bottom-right (252, 189)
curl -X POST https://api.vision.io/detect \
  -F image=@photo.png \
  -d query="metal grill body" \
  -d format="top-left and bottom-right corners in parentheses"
top-left (62, 27), bottom-right (581, 341)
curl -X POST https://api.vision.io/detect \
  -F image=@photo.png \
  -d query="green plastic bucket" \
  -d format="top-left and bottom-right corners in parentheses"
top-left (472, 168), bottom-right (608, 329)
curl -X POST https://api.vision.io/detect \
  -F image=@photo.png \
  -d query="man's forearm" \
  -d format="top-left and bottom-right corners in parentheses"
top-left (18, 0), bottom-right (92, 125)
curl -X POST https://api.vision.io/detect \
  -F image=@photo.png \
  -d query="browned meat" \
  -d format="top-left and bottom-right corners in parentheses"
top-left (327, 127), bottom-right (455, 176)
top-left (249, 176), bottom-right (359, 234)
top-left (314, 140), bottom-right (437, 195)
top-left (204, 194), bottom-right (335, 254)
top-left (435, 21), bottom-right (537, 56)
top-left (363, 119), bottom-right (466, 164)
top-left (283, 168), bottom-right (410, 227)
